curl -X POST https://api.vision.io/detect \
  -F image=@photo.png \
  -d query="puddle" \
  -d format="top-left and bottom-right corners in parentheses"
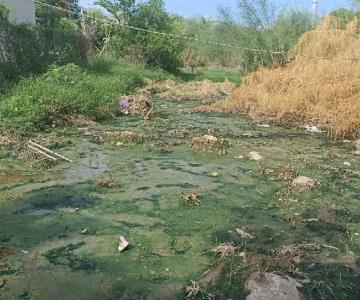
top-left (0, 98), bottom-right (359, 299)
top-left (26, 209), bottom-right (53, 217)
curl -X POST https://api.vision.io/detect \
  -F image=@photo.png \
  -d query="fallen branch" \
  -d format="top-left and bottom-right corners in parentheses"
top-left (144, 104), bottom-right (154, 120)
top-left (28, 145), bottom-right (57, 161)
top-left (321, 244), bottom-right (340, 251)
top-left (29, 141), bottom-right (73, 163)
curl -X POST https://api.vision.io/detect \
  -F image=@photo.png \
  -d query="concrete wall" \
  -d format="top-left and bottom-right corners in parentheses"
top-left (0, 0), bottom-right (35, 24)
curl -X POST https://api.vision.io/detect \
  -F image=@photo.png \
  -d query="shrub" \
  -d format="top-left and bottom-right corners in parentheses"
top-left (0, 57), bottom-right (172, 134)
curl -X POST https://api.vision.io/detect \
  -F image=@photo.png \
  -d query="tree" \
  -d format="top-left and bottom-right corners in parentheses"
top-left (95, 0), bottom-right (136, 23)
top-left (95, 0), bottom-right (184, 73)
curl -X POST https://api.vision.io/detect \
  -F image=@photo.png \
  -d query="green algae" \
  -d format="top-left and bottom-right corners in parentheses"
top-left (0, 98), bottom-right (359, 299)
top-left (44, 242), bottom-right (95, 271)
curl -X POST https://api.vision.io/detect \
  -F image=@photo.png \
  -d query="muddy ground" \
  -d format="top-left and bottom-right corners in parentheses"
top-left (0, 95), bottom-right (359, 300)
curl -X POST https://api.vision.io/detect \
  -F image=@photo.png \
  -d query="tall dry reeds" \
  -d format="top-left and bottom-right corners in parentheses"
top-left (213, 17), bottom-right (360, 138)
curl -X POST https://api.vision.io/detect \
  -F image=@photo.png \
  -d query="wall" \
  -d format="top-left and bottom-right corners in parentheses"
top-left (0, 0), bottom-right (35, 24)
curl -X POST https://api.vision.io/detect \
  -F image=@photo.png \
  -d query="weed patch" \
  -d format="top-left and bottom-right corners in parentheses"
top-left (0, 57), bottom-right (171, 134)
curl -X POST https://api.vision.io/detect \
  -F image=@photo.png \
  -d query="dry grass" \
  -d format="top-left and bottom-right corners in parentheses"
top-left (96, 175), bottom-right (118, 188)
top-left (153, 79), bottom-right (235, 102)
top-left (181, 192), bottom-right (201, 206)
top-left (210, 17), bottom-right (360, 138)
top-left (211, 242), bottom-right (242, 259)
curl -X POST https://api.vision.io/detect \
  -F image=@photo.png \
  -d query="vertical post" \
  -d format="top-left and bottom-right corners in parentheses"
top-left (312, 0), bottom-right (319, 24)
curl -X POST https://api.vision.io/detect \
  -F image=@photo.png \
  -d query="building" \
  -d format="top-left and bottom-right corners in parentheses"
top-left (0, 0), bottom-right (35, 24)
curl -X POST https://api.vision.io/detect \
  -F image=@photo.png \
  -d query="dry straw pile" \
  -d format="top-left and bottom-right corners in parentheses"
top-left (213, 17), bottom-right (360, 138)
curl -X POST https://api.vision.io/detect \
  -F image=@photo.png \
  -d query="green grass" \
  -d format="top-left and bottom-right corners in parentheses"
top-left (0, 56), bottom-right (244, 135)
top-left (0, 56), bottom-right (173, 135)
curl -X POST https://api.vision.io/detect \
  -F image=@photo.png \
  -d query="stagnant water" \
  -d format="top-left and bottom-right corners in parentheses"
top-left (0, 99), bottom-right (359, 300)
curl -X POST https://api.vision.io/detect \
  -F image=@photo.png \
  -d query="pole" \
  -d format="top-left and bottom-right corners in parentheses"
top-left (312, 0), bottom-right (319, 24)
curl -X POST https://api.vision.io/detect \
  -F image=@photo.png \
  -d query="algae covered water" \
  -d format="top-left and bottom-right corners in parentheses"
top-left (0, 99), bottom-right (359, 300)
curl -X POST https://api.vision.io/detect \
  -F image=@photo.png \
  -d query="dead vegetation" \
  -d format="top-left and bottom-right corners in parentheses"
top-left (118, 79), bottom-right (235, 121)
top-left (153, 79), bottom-right (234, 102)
top-left (273, 243), bottom-right (321, 264)
top-left (185, 280), bottom-right (215, 300)
top-left (63, 115), bottom-right (97, 127)
top-left (96, 175), bottom-right (119, 188)
top-left (118, 94), bottom-right (154, 120)
top-left (206, 17), bottom-right (360, 138)
top-left (211, 242), bottom-right (243, 259)
top-left (0, 132), bottom-right (17, 146)
top-left (105, 130), bottom-right (145, 145)
top-left (190, 135), bottom-right (230, 155)
top-left (181, 193), bottom-right (201, 206)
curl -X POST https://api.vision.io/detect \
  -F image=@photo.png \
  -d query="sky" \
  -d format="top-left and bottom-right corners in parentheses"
top-left (79, 0), bottom-right (354, 18)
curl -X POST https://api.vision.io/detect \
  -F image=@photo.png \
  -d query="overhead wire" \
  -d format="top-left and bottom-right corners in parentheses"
top-left (34, 0), bottom-right (360, 62)
top-left (34, 0), bottom-right (286, 55)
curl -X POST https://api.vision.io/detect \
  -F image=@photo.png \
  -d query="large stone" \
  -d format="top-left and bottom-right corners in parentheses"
top-left (245, 272), bottom-right (303, 300)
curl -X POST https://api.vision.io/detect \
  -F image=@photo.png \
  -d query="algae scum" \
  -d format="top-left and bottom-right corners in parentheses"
top-left (0, 98), bottom-right (360, 300)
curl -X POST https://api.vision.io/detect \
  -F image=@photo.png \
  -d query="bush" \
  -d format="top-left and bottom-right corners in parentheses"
top-left (0, 57), bottom-right (172, 134)
top-left (0, 3), bottom-right (87, 94)
top-left (94, 0), bottom-right (184, 73)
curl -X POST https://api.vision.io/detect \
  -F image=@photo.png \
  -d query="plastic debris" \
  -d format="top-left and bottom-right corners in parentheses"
top-left (0, 278), bottom-right (5, 288)
top-left (118, 236), bottom-right (129, 252)
top-left (236, 228), bottom-right (255, 239)
top-left (248, 151), bottom-right (263, 161)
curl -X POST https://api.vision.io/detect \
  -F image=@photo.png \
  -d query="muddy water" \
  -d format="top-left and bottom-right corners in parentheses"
top-left (0, 99), bottom-right (359, 300)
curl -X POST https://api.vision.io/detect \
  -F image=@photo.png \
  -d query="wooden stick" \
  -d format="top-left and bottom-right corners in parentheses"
top-left (29, 141), bottom-right (73, 163)
top-left (28, 145), bottom-right (57, 161)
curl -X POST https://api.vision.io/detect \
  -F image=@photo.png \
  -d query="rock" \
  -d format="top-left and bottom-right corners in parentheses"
top-left (301, 218), bottom-right (319, 223)
top-left (243, 131), bottom-right (261, 138)
top-left (118, 236), bottom-right (129, 252)
top-left (245, 272), bottom-right (303, 300)
top-left (305, 125), bottom-right (324, 133)
top-left (344, 162), bottom-right (352, 167)
top-left (248, 151), bottom-right (263, 161)
top-left (234, 155), bottom-right (244, 160)
top-left (203, 135), bottom-right (218, 142)
top-left (0, 278), bottom-right (5, 288)
top-left (236, 228), bottom-right (255, 239)
top-left (356, 140), bottom-right (360, 151)
top-left (292, 176), bottom-right (315, 190)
